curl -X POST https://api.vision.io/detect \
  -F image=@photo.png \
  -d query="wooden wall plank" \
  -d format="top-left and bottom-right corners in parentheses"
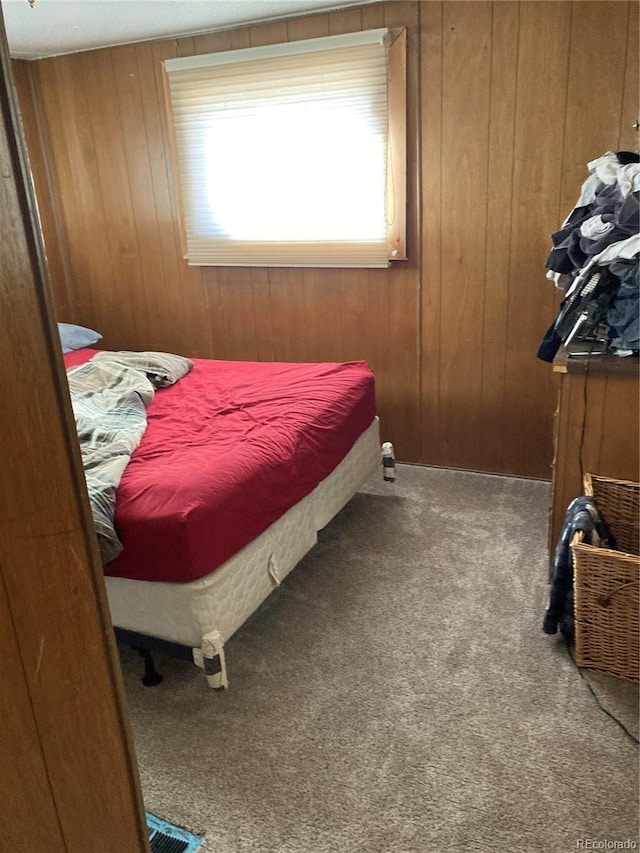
top-left (85, 41), bottom-right (158, 350)
top-left (230, 26), bottom-right (252, 50)
top-left (249, 20), bottom-right (289, 47)
top-left (618, 1), bottom-right (639, 153)
top-left (437, 1), bottom-right (492, 471)
top-left (216, 268), bottom-right (260, 361)
top-left (359, 269), bottom-right (393, 442)
top-left (329, 5), bottom-right (363, 34)
top-left (598, 378), bottom-right (640, 477)
top-left (11, 60), bottom-right (71, 320)
top-left (36, 53), bottom-right (115, 337)
top-left (189, 30), bottom-right (230, 55)
top-left (267, 269), bottom-right (308, 363)
top-left (287, 13), bottom-right (329, 41)
top-left (420, 0), bottom-right (443, 465)
top-left (476, 1), bottom-right (519, 474)
top-left (361, 3), bottom-right (386, 30)
top-left (302, 270), bottom-right (346, 364)
top-left (560, 1), bottom-right (631, 218)
top-left (503, 0), bottom-right (572, 478)
top-left (250, 268), bottom-right (276, 362)
top-left (340, 268), bottom-right (377, 366)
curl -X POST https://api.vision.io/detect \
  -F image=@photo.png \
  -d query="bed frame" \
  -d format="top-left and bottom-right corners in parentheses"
top-left (111, 417), bottom-right (381, 688)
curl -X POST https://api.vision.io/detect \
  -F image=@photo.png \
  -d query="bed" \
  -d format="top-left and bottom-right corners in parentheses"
top-left (63, 345), bottom-right (380, 688)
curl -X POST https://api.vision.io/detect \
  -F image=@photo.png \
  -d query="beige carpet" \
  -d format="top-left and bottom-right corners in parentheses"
top-left (119, 464), bottom-right (639, 853)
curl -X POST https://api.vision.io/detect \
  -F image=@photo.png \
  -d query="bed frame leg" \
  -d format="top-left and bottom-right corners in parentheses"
top-left (193, 630), bottom-right (229, 690)
top-left (136, 647), bottom-right (164, 687)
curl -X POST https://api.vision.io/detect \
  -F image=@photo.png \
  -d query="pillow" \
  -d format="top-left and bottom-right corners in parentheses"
top-left (57, 322), bottom-right (102, 354)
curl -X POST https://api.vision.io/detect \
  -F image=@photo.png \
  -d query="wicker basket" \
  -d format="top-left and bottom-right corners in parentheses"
top-left (571, 474), bottom-right (640, 684)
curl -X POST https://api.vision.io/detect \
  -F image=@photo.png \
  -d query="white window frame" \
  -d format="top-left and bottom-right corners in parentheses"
top-left (163, 28), bottom-right (406, 269)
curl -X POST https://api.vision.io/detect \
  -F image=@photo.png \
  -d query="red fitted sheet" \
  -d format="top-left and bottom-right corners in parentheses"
top-left (64, 349), bottom-right (376, 582)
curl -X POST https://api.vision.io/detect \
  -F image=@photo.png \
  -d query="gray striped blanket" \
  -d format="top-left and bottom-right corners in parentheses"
top-left (67, 351), bottom-right (192, 564)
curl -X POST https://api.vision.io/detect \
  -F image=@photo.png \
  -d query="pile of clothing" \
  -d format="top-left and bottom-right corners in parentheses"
top-left (538, 150), bottom-right (639, 362)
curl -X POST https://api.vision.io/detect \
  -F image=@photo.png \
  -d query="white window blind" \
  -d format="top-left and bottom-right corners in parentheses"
top-left (164, 29), bottom-right (394, 268)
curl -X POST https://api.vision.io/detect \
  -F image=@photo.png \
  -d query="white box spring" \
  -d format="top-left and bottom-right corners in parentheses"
top-left (106, 417), bottom-right (380, 672)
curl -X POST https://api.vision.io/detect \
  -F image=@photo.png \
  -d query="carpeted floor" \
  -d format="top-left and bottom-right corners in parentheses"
top-left (120, 465), bottom-right (639, 853)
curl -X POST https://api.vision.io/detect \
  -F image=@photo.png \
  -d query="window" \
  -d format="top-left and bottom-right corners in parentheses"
top-left (163, 28), bottom-right (406, 268)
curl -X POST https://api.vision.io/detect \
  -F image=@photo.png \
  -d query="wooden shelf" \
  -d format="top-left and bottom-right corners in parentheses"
top-left (553, 346), bottom-right (640, 377)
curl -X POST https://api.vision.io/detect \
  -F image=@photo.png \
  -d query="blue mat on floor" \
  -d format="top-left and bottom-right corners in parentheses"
top-left (146, 811), bottom-right (203, 852)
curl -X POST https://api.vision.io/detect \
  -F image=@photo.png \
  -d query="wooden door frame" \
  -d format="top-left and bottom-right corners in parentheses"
top-left (0, 6), bottom-right (149, 851)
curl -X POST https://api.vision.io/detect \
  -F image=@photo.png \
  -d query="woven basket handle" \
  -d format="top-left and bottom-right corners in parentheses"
top-left (597, 580), bottom-right (639, 607)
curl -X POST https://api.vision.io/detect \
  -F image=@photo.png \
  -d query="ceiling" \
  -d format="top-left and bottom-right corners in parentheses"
top-left (2, 0), bottom-right (379, 60)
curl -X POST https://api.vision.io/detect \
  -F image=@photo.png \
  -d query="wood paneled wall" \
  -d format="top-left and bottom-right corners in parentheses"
top-left (14, 1), bottom-right (639, 478)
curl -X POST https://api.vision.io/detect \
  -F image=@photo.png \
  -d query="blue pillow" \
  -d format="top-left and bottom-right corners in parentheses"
top-left (58, 322), bottom-right (102, 354)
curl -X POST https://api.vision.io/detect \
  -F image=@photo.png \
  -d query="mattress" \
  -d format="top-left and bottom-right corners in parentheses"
top-left (105, 416), bottom-right (380, 649)
top-left (64, 349), bottom-right (376, 583)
